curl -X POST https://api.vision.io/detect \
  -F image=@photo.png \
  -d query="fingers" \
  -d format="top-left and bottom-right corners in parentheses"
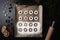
top-left (4, 31), bottom-right (9, 37)
top-left (45, 21), bottom-right (55, 40)
top-left (1, 26), bottom-right (6, 34)
top-left (1, 25), bottom-right (9, 37)
top-left (51, 21), bottom-right (55, 27)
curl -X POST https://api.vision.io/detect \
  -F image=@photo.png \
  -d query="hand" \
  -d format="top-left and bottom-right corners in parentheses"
top-left (1, 25), bottom-right (9, 37)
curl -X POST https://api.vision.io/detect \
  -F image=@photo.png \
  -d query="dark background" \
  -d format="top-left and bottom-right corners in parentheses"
top-left (42, 0), bottom-right (60, 40)
top-left (0, 0), bottom-right (60, 40)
